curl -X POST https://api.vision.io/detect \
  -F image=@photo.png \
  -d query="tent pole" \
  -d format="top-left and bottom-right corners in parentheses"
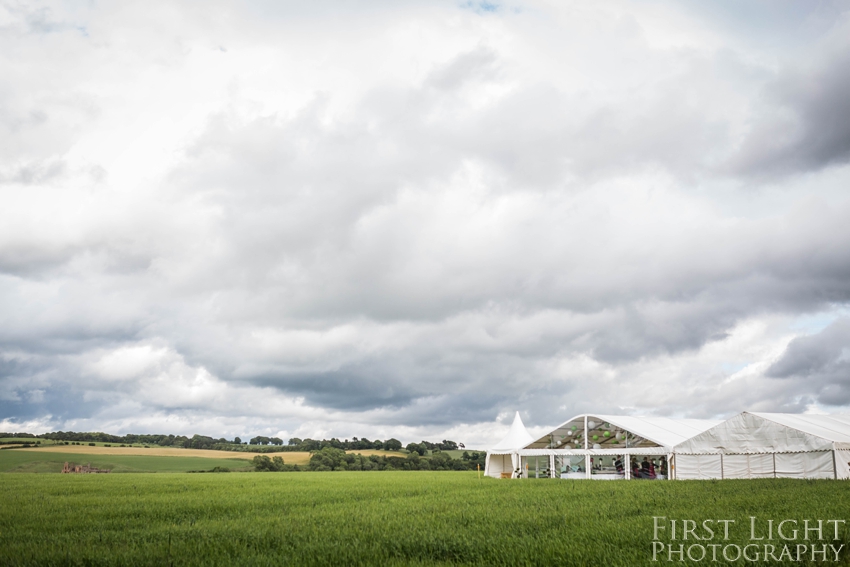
top-left (624, 453), bottom-right (630, 480)
top-left (832, 449), bottom-right (837, 480)
top-left (584, 416), bottom-right (588, 450)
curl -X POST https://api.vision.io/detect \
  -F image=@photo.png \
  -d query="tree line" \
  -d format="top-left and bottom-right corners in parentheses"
top-left (1, 431), bottom-right (464, 455)
top-left (252, 447), bottom-right (486, 472)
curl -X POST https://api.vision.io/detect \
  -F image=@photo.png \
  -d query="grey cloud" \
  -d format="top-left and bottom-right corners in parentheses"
top-left (767, 317), bottom-right (850, 405)
top-left (0, 159), bottom-right (65, 185)
top-left (4, 2), bottom-right (850, 442)
top-left (730, 37), bottom-right (850, 176)
top-left (426, 47), bottom-right (500, 90)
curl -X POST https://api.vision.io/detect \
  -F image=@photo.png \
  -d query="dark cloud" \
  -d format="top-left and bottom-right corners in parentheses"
top-left (767, 317), bottom-right (850, 405)
top-left (729, 34), bottom-right (850, 176)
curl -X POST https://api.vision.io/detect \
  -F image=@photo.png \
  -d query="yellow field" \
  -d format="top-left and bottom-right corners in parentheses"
top-left (17, 445), bottom-right (310, 464)
top-left (12, 445), bottom-right (407, 466)
top-left (349, 449), bottom-right (407, 458)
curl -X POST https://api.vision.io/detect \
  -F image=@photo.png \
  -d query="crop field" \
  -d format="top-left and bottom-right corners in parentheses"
top-left (0, 450), bottom-right (256, 473)
top-left (2, 473), bottom-right (850, 566)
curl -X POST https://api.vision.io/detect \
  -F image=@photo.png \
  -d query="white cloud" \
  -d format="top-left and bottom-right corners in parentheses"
top-left (2, 1), bottom-right (850, 447)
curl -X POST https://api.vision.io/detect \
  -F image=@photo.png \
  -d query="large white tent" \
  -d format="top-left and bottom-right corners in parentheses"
top-left (673, 412), bottom-right (850, 480)
top-left (486, 413), bottom-right (720, 479)
top-left (486, 410), bottom-right (850, 480)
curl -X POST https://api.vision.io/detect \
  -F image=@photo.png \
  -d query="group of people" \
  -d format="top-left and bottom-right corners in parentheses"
top-left (613, 456), bottom-right (667, 479)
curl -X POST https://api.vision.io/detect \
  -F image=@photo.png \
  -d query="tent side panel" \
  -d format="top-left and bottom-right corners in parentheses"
top-left (835, 450), bottom-right (850, 480)
top-left (748, 453), bottom-right (775, 478)
top-left (675, 454), bottom-right (722, 479)
top-left (485, 453), bottom-right (509, 478)
top-left (722, 453), bottom-right (774, 479)
top-left (775, 451), bottom-right (834, 479)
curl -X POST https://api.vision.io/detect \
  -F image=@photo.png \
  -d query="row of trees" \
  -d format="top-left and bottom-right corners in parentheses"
top-left (283, 437), bottom-right (404, 452)
top-left (252, 447), bottom-right (486, 472)
top-left (6, 431), bottom-right (465, 455)
top-left (404, 440), bottom-right (459, 455)
top-left (248, 436), bottom-right (283, 446)
top-left (18, 431), bottom-right (233, 448)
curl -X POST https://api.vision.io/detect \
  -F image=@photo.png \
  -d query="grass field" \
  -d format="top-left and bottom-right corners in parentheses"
top-left (1, 473), bottom-right (849, 566)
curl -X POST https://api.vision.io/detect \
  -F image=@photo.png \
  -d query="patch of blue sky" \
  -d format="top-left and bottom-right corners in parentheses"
top-left (789, 310), bottom-right (846, 335)
top-left (460, 1), bottom-right (500, 14)
top-left (720, 361), bottom-right (750, 374)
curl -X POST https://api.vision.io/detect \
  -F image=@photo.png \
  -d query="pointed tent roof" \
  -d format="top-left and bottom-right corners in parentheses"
top-left (491, 412), bottom-right (535, 451)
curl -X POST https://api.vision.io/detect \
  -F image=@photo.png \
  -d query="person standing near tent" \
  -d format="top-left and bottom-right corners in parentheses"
top-left (641, 456), bottom-right (651, 478)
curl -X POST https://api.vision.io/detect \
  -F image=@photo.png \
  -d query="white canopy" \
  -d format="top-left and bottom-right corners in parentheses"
top-left (675, 412), bottom-right (850, 454)
top-left (490, 412), bottom-right (534, 452)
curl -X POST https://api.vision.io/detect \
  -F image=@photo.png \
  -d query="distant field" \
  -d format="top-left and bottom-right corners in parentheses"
top-left (0, 450), bottom-right (256, 473)
top-left (0, 446), bottom-right (410, 473)
top-left (2, 473), bottom-right (849, 566)
top-left (8, 444), bottom-right (308, 461)
top-left (345, 448), bottom-right (407, 458)
top-left (437, 449), bottom-right (484, 459)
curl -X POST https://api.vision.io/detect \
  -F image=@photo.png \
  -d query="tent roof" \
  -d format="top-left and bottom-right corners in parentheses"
top-left (750, 413), bottom-right (850, 443)
top-left (527, 414), bottom-right (722, 449)
top-left (675, 412), bottom-right (850, 454)
top-left (491, 412), bottom-right (535, 451)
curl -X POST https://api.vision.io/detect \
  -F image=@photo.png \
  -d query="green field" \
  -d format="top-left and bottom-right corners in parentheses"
top-left (1, 473), bottom-right (849, 566)
top-left (0, 450), bottom-right (253, 473)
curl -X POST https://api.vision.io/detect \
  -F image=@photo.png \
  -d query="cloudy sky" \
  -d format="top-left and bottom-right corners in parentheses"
top-left (2, 1), bottom-right (850, 447)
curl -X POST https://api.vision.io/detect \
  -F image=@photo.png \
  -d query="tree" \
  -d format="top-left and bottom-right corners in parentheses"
top-left (406, 442), bottom-right (426, 456)
top-left (253, 455), bottom-right (285, 471)
top-left (308, 447), bottom-right (349, 471)
top-left (384, 438), bottom-right (402, 451)
top-left (288, 438), bottom-right (302, 446)
top-left (234, 437), bottom-right (241, 444)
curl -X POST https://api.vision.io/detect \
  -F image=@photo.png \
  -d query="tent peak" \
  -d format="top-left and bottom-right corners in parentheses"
top-left (491, 411), bottom-right (534, 451)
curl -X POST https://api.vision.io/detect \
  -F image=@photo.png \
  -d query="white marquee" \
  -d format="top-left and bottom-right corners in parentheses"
top-left (486, 411), bottom-right (850, 480)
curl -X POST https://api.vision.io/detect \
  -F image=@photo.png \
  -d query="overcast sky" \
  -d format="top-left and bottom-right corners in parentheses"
top-left (2, 1), bottom-right (850, 447)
